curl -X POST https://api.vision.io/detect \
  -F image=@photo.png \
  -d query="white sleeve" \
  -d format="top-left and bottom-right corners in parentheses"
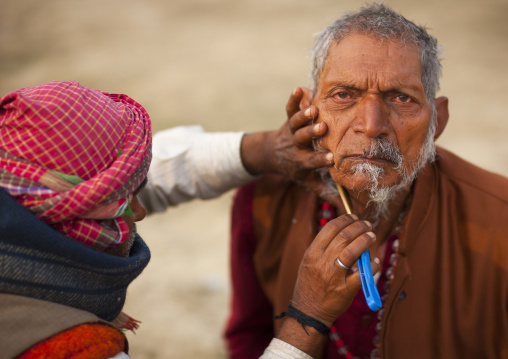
top-left (259, 338), bottom-right (314, 359)
top-left (108, 352), bottom-right (131, 359)
top-left (139, 125), bottom-right (257, 214)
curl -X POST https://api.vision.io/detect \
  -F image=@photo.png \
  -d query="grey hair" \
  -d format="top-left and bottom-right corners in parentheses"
top-left (311, 3), bottom-right (443, 103)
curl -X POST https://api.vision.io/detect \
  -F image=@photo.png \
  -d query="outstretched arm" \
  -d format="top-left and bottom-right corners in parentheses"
top-left (140, 87), bottom-right (338, 213)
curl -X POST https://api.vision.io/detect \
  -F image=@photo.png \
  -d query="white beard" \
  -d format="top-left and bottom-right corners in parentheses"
top-left (318, 111), bottom-right (437, 225)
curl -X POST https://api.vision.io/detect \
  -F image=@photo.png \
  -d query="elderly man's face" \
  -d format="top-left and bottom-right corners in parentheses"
top-left (313, 34), bottom-right (434, 191)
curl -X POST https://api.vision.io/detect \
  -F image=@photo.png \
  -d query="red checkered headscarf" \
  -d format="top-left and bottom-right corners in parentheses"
top-left (0, 81), bottom-right (152, 251)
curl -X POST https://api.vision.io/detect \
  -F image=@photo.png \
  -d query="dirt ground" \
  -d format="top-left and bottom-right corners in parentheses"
top-left (1, 0), bottom-right (507, 357)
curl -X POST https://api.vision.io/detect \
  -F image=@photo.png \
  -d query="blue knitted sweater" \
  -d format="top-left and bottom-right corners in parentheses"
top-left (0, 188), bottom-right (151, 322)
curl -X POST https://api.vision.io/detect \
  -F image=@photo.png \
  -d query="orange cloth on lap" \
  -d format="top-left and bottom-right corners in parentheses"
top-left (17, 323), bottom-right (126, 359)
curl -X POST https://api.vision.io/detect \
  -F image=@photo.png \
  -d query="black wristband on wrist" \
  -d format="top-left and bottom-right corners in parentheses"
top-left (273, 304), bottom-right (331, 337)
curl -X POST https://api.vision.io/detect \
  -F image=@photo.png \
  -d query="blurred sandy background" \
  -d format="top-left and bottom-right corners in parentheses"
top-left (1, 0), bottom-right (507, 357)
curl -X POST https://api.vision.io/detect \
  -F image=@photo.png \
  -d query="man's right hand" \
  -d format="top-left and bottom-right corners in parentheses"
top-left (275, 215), bottom-right (379, 357)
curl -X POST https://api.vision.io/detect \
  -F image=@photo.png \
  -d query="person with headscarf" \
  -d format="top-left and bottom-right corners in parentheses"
top-left (0, 81), bottom-right (373, 359)
top-left (0, 81), bottom-right (152, 358)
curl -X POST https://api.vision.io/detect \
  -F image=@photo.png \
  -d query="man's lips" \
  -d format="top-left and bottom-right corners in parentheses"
top-left (343, 155), bottom-right (394, 164)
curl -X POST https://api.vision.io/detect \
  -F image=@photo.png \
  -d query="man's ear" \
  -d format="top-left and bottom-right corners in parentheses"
top-left (433, 96), bottom-right (449, 140)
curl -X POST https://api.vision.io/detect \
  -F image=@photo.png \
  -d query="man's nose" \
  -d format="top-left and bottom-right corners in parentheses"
top-left (352, 95), bottom-right (391, 139)
top-left (131, 196), bottom-right (147, 222)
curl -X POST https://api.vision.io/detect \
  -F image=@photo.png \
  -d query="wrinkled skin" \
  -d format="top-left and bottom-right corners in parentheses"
top-left (241, 87), bottom-right (342, 207)
top-left (273, 87), bottom-right (328, 180)
top-left (273, 87), bottom-right (342, 208)
top-left (309, 34), bottom-right (449, 261)
top-left (291, 215), bottom-right (377, 326)
top-left (313, 34), bottom-right (434, 197)
top-left (277, 215), bottom-right (378, 357)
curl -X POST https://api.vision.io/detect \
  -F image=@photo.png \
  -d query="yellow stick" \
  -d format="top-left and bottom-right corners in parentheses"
top-left (336, 183), bottom-right (353, 215)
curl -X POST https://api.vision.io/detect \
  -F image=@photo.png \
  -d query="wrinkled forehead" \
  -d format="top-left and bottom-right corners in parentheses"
top-left (318, 34), bottom-right (423, 91)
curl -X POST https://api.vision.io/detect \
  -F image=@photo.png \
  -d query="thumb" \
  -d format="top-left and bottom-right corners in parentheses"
top-left (300, 87), bottom-right (313, 108)
top-left (347, 257), bottom-right (381, 295)
top-left (371, 257), bottom-right (381, 276)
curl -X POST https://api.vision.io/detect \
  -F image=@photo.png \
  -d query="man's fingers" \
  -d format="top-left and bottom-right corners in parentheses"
top-left (288, 106), bottom-right (318, 134)
top-left (286, 87), bottom-right (305, 119)
top-left (305, 151), bottom-right (334, 169)
top-left (343, 271), bottom-right (363, 293)
top-left (300, 87), bottom-right (313, 108)
top-left (310, 214), bottom-right (358, 252)
top-left (323, 219), bottom-right (375, 269)
top-left (293, 120), bottom-right (326, 148)
top-left (336, 256), bottom-right (380, 299)
top-left (334, 231), bottom-right (376, 270)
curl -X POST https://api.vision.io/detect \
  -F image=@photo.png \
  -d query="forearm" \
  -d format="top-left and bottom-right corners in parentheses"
top-left (139, 126), bottom-right (256, 214)
top-left (274, 317), bottom-right (327, 358)
top-left (240, 131), bottom-right (279, 175)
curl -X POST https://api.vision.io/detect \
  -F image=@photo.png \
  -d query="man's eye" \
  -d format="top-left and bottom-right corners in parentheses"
top-left (334, 92), bottom-right (350, 100)
top-left (396, 94), bottom-right (411, 103)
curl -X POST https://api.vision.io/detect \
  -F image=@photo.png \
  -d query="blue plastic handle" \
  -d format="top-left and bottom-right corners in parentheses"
top-left (358, 249), bottom-right (382, 311)
top-left (335, 183), bottom-right (382, 311)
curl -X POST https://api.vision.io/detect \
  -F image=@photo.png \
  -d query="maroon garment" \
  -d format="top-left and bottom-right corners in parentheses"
top-left (225, 182), bottom-right (397, 359)
top-left (225, 181), bottom-right (273, 359)
top-left (226, 147), bottom-right (508, 359)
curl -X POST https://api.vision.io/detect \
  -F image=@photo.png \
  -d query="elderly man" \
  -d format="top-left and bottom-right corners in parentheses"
top-left (0, 81), bottom-right (372, 358)
top-left (226, 4), bottom-right (508, 359)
